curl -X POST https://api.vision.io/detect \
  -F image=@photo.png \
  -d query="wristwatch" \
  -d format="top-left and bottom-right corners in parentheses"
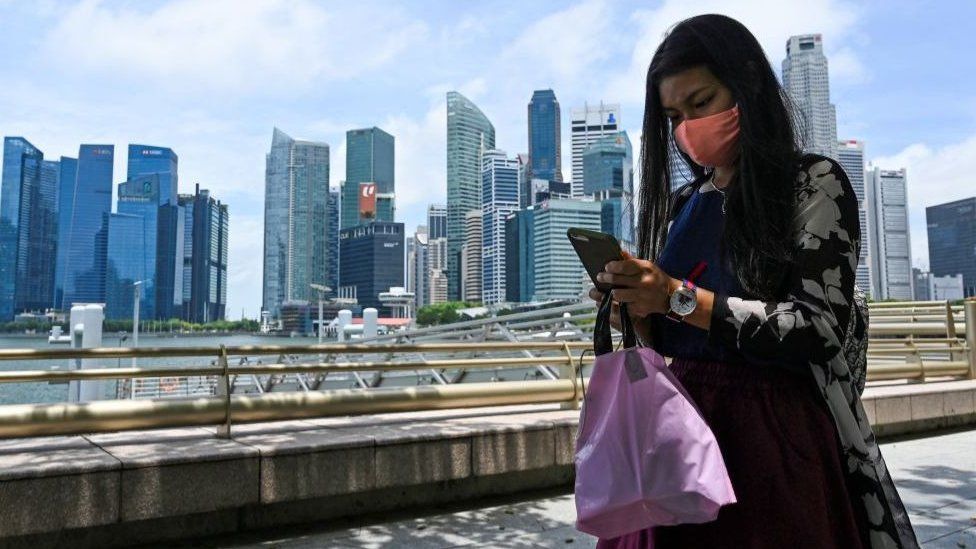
top-left (666, 261), bottom-right (707, 323)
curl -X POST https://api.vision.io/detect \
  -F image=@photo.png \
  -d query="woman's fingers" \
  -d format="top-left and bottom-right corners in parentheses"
top-left (588, 288), bottom-right (604, 302)
top-left (604, 259), bottom-right (642, 276)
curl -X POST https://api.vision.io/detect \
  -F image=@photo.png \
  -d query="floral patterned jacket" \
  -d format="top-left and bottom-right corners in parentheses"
top-left (706, 155), bottom-right (918, 548)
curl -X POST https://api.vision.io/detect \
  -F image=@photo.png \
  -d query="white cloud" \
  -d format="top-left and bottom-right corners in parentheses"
top-left (829, 47), bottom-right (871, 85)
top-left (41, 0), bottom-right (428, 95)
top-left (382, 101), bottom-right (448, 232)
top-left (500, 0), bottom-right (616, 86)
top-left (602, 0), bottom-right (863, 107)
top-left (872, 134), bottom-right (976, 269)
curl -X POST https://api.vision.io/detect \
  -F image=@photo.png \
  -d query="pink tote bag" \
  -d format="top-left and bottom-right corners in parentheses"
top-left (574, 296), bottom-right (736, 540)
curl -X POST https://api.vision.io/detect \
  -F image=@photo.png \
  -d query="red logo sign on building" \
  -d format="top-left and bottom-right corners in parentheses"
top-left (359, 183), bottom-right (377, 219)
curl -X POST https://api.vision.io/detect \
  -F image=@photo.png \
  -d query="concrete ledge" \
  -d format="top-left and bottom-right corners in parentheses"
top-left (864, 379), bottom-right (976, 437)
top-left (0, 381), bottom-right (973, 548)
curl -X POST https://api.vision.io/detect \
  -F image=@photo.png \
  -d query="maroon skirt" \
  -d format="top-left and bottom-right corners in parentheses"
top-left (596, 358), bottom-right (867, 549)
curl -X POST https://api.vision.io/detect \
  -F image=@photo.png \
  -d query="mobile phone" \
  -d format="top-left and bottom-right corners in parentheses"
top-left (567, 228), bottom-right (624, 291)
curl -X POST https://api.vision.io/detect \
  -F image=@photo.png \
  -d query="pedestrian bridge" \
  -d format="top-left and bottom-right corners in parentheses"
top-left (0, 299), bottom-right (973, 547)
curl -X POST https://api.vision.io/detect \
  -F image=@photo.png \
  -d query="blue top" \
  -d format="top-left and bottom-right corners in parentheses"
top-left (648, 177), bottom-right (750, 363)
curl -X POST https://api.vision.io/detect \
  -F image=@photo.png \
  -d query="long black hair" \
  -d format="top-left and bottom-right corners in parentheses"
top-left (638, 14), bottom-right (803, 299)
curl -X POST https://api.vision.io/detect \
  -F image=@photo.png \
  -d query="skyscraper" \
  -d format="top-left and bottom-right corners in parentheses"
top-left (447, 91), bottom-right (496, 301)
top-left (926, 197), bottom-right (976, 297)
top-left (109, 175), bottom-right (164, 320)
top-left (427, 204), bottom-right (447, 240)
top-left (570, 102), bottom-right (620, 197)
top-left (57, 144), bottom-right (114, 310)
top-left (428, 234), bottom-right (448, 305)
top-left (461, 210), bottom-right (483, 303)
top-left (327, 187), bottom-right (340, 293)
top-left (865, 166), bottom-right (912, 300)
top-left (408, 226), bottom-right (429, 309)
top-left (583, 132), bottom-right (635, 247)
top-left (527, 89), bottom-right (563, 184)
top-left (1, 137), bottom-right (45, 319)
top-left (913, 268), bottom-right (965, 301)
top-left (25, 159), bottom-right (59, 311)
top-left (104, 213), bottom-right (145, 320)
top-left (342, 127), bottom-right (394, 229)
top-left (54, 156), bottom-right (79, 309)
top-left (783, 34), bottom-right (838, 160)
top-left (178, 184), bottom-right (229, 323)
top-left (127, 145), bottom-right (178, 206)
top-left (263, 128), bottom-right (331, 318)
top-left (481, 149), bottom-right (520, 305)
top-left (532, 199), bottom-right (602, 301)
top-left (505, 208), bottom-right (535, 303)
top-left (837, 140), bottom-right (871, 295)
top-left (339, 221), bottom-right (405, 315)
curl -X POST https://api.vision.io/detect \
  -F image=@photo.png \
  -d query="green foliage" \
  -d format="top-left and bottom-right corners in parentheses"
top-left (1, 318), bottom-right (260, 334)
top-left (415, 301), bottom-right (480, 327)
top-left (0, 319), bottom-right (52, 333)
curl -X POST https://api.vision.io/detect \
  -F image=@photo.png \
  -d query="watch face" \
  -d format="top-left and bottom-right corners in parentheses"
top-left (670, 286), bottom-right (697, 316)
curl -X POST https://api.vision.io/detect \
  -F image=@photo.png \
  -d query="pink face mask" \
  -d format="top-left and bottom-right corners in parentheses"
top-left (674, 105), bottom-right (740, 168)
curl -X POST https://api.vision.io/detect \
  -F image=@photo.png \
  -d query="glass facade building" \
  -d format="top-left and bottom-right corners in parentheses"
top-left (427, 204), bottom-right (447, 239)
top-left (447, 91), bottom-right (496, 301)
top-left (1, 137), bottom-right (44, 319)
top-left (342, 127), bottom-right (394, 229)
top-left (927, 197), bottom-right (976, 297)
top-left (532, 199), bottom-right (602, 301)
top-left (59, 145), bottom-right (114, 309)
top-left (23, 159), bottom-right (60, 312)
top-left (110, 175), bottom-right (163, 320)
top-left (570, 102), bottom-right (620, 197)
top-left (127, 145), bottom-right (178, 206)
top-left (527, 90), bottom-right (563, 187)
top-left (155, 204), bottom-right (184, 320)
top-left (583, 132), bottom-right (634, 246)
top-left (263, 128), bottom-right (331, 318)
top-left (104, 213), bottom-right (146, 320)
top-left (481, 150), bottom-right (520, 305)
top-left (54, 156), bottom-right (79, 308)
top-left (338, 222), bottom-right (405, 315)
top-left (505, 208), bottom-right (535, 303)
top-left (327, 188), bottom-right (340, 294)
top-left (178, 185), bottom-right (229, 322)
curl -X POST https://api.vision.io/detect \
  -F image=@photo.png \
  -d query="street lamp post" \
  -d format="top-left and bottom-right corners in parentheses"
top-left (310, 284), bottom-right (331, 344)
top-left (132, 281), bottom-right (144, 369)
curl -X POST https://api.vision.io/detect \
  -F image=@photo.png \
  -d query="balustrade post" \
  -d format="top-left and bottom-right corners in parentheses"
top-left (216, 345), bottom-right (232, 438)
top-left (965, 298), bottom-right (976, 379)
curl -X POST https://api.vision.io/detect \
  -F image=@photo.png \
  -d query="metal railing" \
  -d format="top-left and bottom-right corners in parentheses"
top-left (0, 300), bottom-right (973, 439)
top-left (0, 342), bottom-right (591, 438)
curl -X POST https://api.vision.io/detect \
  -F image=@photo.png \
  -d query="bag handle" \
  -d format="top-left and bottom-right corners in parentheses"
top-left (594, 291), bottom-right (637, 356)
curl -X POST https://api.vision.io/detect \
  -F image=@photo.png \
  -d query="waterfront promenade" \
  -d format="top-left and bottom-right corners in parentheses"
top-left (206, 428), bottom-right (976, 548)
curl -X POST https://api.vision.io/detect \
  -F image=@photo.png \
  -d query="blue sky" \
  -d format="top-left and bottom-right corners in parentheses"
top-left (1, 0), bottom-right (973, 318)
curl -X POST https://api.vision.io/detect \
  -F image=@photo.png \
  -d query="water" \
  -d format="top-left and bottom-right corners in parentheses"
top-left (0, 333), bottom-right (323, 405)
top-left (0, 332), bottom-right (554, 405)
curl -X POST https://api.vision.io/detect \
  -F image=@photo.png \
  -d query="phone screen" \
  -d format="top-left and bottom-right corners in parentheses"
top-left (567, 228), bottom-right (624, 291)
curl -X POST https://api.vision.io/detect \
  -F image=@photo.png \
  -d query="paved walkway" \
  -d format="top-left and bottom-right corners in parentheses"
top-left (193, 429), bottom-right (976, 548)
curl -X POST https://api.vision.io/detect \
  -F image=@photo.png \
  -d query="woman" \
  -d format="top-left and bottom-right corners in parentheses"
top-left (589, 14), bottom-right (917, 549)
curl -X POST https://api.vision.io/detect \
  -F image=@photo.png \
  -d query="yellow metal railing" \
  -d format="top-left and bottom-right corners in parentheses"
top-left (0, 299), bottom-right (973, 439)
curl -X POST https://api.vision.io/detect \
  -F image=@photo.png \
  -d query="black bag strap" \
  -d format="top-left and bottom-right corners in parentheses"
top-left (594, 292), bottom-right (637, 356)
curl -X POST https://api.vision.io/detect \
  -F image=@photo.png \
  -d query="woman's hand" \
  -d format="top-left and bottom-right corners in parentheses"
top-left (594, 252), bottom-right (679, 317)
top-left (587, 252), bottom-right (678, 338)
